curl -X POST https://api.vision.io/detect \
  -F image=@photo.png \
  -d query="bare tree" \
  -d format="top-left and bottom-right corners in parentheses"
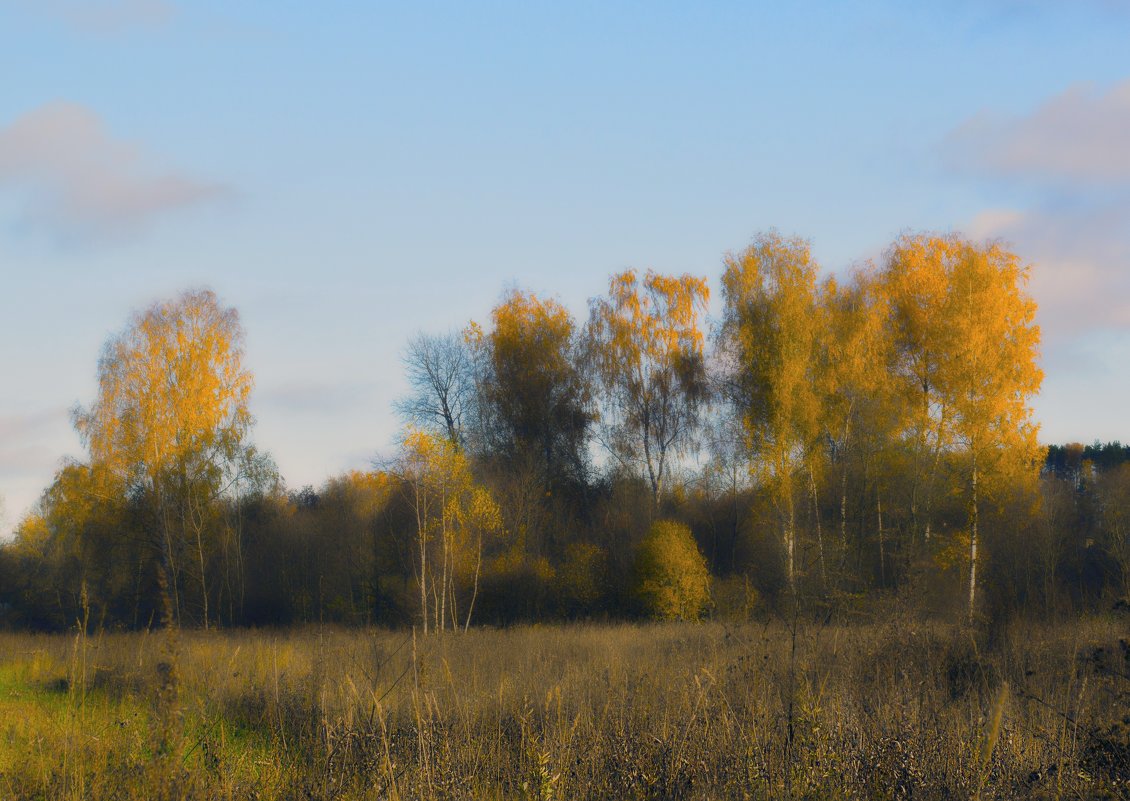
top-left (395, 332), bottom-right (472, 448)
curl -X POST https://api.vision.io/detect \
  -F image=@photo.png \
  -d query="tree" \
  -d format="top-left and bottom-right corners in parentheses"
top-left (634, 519), bottom-right (711, 620)
top-left (879, 235), bottom-right (1041, 618)
top-left (817, 268), bottom-right (897, 585)
top-left (878, 235), bottom-right (958, 546)
top-left (940, 238), bottom-right (1042, 621)
top-left (587, 270), bottom-right (710, 507)
top-left (73, 289), bottom-right (257, 628)
top-left (394, 331), bottom-right (472, 447)
top-left (718, 232), bottom-right (822, 591)
top-left (392, 427), bottom-right (503, 633)
top-left (471, 289), bottom-right (592, 487)
top-left (311, 470), bottom-right (394, 624)
top-left (1097, 464), bottom-right (1130, 601)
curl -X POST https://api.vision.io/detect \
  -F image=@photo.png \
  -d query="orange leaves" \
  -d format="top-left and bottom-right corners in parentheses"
top-left (587, 269), bottom-right (709, 503)
top-left (75, 289), bottom-right (253, 492)
top-left (589, 269), bottom-right (708, 380)
top-left (490, 289), bottom-right (575, 363)
top-left (719, 231), bottom-right (821, 471)
top-left (879, 234), bottom-right (1043, 486)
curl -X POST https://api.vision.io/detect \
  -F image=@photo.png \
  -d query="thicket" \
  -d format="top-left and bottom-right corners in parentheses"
top-left (1, 231), bottom-right (1126, 632)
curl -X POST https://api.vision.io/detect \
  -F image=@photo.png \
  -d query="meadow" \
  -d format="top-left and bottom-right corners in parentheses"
top-left (0, 612), bottom-right (1126, 800)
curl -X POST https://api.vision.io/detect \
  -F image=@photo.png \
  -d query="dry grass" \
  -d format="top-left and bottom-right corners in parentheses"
top-left (0, 614), bottom-right (1126, 799)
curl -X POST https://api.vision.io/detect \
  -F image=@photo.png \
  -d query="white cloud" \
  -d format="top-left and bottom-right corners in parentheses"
top-left (257, 380), bottom-right (379, 415)
top-left (0, 102), bottom-right (228, 244)
top-left (947, 79), bottom-right (1130, 344)
top-left (969, 201), bottom-right (1130, 338)
top-left (27, 0), bottom-right (175, 34)
top-left (945, 80), bottom-right (1130, 186)
top-left (0, 408), bottom-right (73, 533)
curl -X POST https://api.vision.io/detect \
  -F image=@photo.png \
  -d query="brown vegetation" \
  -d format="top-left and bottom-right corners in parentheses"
top-left (0, 616), bottom-right (1126, 799)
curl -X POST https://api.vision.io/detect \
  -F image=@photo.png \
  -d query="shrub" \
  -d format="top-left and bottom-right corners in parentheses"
top-left (554, 542), bottom-right (608, 617)
top-left (634, 520), bottom-right (712, 620)
top-left (711, 574), bottom-right (761, 621)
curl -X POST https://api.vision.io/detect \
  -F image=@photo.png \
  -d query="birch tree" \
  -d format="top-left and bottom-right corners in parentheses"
top-left (719, 232), bottom-right (821, 591)
top-left (73, 289), bottom-right (255, 628)
top-left (587, 270), bottom-right (709, 507)
top-left (941, 239), bottom-right (1042, 621)
top-left (394, 428), bottom-right (503, 633)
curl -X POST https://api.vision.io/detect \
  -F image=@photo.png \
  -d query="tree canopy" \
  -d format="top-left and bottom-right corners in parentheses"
top-left (7, 232), bottom-right (1113, 633)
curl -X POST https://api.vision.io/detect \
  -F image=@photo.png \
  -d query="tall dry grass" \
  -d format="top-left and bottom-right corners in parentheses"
top-left (0, 614), bottom-right (1126, 799)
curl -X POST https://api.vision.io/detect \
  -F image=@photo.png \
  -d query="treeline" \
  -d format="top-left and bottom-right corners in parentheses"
top-left (1, 231), bottom-right (1126, 632)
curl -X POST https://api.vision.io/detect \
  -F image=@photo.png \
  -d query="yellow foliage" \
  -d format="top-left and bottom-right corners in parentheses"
top-left (880, 235), bottom-right (1043, 498)
top-left (588, 269), bottom-right (709, 503)
top-left (720, 231), bottom-right (821, 481)
top-left (634, 519), bottom-right (711, 621)
top-left (74, 289), bottom-right (253, 493)
top-left (395, 427), bottom-right (505, 631)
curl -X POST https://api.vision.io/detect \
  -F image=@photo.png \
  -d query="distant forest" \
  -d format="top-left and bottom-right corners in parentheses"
top-left (1, 231), bottom-right (1126, 632)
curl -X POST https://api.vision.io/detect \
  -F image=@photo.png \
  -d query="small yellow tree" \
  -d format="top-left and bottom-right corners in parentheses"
top-left (393, 428), bottom-right (503, 633)
top-left (634, 520), bottom-right (711, 621)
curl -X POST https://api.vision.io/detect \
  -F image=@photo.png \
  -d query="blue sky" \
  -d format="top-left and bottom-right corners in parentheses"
top-left (2, 1), bottom-right (1129, 530)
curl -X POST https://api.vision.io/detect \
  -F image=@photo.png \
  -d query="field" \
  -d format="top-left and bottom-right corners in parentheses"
top-left (0, 614), bottom-right (1126, 800)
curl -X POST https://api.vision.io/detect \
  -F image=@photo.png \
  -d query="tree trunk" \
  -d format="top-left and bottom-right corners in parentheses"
top-left (464, 528), bottom-right (484, 633)
top-left (194, 520), bottom-right (209, 631)
top-left (785, 474), bottom-right (796, 592)
top-left (809, 466), bottom-right (826, 589)
top-left (439, 483), bottom-right (448, 634)
top-left (877, 488), bottom-right (886, 587)
top-left (839, 459), bottom-right (849, 568)
top-left (968, 454), bottom-right (979, 623)
top-left (415, 481), bottom-right (428, 636)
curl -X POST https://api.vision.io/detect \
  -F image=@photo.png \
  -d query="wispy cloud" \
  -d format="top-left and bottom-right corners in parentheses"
top-left (0, 102), bottom-right (229, 244)
top-left (257, 381), bottom-right (379, 415)
top-left (945, 80), bottom-right (1130, 187)
top-left (25, 0), bottom-right (176, 34)
top-left (0, 408), bottom-right (73, 529)
top-left (968, 201), bottom-right (1130, 337)
top-left (945, 80), bottom-right (1130, 342)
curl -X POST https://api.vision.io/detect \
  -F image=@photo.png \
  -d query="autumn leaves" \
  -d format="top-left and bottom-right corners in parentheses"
top-left (12, 231), bottom-right (1042, 629)
top-left (399, 231), bottom-right (1040, 622)
top-left (73, 290), bottom-right (257, 628)
top-left (715, 233), bottom-right (1041, 615)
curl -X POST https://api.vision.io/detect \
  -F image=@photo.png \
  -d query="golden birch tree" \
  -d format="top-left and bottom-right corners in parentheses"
top-left (587, 270), bottom-right (710, 507)
top-left (73, 289), bottom-right (255, 628)
top-left (394, 428), bottom-right (503, 633)
top-left (719, 232), bottom-right (822, 591)
top-left (879, 235), bottom-right (959, 545)
top-left (940, 238), bottom-right (1042, 621)
top-left (817, 268), bottom-right (897, 583)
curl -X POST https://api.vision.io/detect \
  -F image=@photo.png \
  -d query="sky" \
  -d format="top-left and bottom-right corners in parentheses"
top-left (2, 0), bottom-right (1129, 532)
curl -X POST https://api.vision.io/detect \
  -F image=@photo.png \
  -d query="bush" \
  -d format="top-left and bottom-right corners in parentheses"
top-left (711, 574), bottom-right (761, 621)
top-left (634, 520), bottom-right (712, 620)
top-left (553, 542), bottom-right (608, 617)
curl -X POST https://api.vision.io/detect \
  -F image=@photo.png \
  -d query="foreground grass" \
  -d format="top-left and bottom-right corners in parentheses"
top-left (0, 615), bottom-right (1126, 800)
